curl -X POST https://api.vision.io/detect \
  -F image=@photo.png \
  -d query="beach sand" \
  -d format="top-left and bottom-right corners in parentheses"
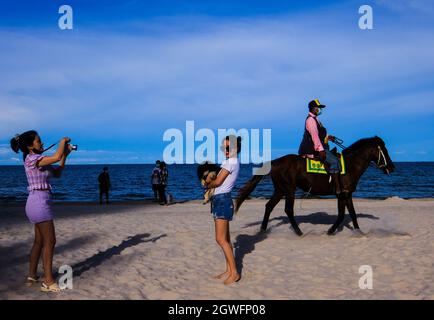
top-left (0, 197), bottom-right (433, 300)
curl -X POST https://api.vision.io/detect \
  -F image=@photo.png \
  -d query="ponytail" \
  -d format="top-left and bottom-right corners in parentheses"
top-left (10, 134), bottom-right (20, 153)
top-left (10, 130), bottom-right (38, 161)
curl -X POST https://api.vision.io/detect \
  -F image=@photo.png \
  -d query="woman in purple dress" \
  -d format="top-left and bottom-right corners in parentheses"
top-left (11, 131), bottom-right (73, 292)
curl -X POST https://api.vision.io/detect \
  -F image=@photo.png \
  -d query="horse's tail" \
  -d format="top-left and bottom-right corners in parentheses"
top-left (235, 174), bottom-right (265, 213)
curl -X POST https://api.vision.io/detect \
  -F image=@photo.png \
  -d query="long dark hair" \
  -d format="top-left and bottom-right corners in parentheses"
top-left (10, 130), bottom-right (38, 161)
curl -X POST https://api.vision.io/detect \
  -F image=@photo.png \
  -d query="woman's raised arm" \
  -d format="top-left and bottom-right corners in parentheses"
top-left (38, 137), bottom-right (70, 167)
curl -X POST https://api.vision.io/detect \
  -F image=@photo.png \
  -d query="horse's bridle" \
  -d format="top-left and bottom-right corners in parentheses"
top-left (332, 138), bottom-right (390, 173)
top-left (375, 146), bottom-right (389, 172)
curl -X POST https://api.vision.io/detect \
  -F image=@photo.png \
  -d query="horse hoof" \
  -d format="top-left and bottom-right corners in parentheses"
top-left (327, 229), bottom-right (336, 235)
top-left (294, 229), bottom-right (303, 237)
top-left (352, 229), bottom-right (364, 236)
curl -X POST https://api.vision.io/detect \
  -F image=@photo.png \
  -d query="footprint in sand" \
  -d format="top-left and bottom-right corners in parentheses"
top-left (363, 229), bottom-right (412, 239)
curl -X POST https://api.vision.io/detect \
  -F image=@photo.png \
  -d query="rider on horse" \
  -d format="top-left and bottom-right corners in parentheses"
top-left (298, 99), bottom-right (347, 196)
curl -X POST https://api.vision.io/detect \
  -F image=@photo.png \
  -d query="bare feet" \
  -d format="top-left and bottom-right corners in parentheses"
top-left (223, 273), bottom-right (241, 285)
top-left (213, 271), bottom-right (230, 280)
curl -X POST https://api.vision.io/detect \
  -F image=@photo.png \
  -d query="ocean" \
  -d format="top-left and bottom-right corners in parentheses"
top-left (0, 163), bottom-right (433, 204)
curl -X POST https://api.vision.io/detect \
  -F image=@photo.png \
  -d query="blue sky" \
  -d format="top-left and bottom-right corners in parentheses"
top-left (0, 0), bottom-right (433, 164)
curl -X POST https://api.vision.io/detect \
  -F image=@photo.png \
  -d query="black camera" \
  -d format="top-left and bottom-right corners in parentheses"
top-left (68, 144), bottom-right (78, 151)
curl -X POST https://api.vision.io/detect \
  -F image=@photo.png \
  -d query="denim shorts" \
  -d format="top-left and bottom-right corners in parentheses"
top-left (211, 193), bottom-right (234, 221)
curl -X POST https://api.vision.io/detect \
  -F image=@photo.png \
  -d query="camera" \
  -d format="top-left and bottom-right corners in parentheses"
top-left (68, 144), bottom-right (78, 151)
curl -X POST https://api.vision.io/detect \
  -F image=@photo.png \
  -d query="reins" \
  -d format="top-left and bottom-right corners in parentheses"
top-left (332, 137), bottom-right (388, 170)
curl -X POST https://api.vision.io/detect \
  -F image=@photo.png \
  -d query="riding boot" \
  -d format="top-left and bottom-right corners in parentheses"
top-left (331, 173), bottom-right (342, 195)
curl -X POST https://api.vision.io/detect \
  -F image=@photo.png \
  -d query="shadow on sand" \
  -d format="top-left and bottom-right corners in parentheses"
top-left (54, 233), bottom-right (167, 278)
top-left (231, 212), bottom-right (381, 276)
top-left (234, 230), bottom-right (269, 276)
top-left (243, 212), bottom-right (379, 232)
top-left (0, 234), bottom-right (97, 272)
top-left (0, 200), bottom-right (164, 227)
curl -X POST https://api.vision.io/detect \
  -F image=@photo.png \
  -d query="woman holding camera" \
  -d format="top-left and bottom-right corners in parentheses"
top-left (205, 135), bottom-right (241, 285)
top-left (10, 131), bottom-right (73, 293)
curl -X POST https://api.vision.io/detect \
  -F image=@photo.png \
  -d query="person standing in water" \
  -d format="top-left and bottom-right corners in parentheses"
top-left (98, 167), bottom-right (111, 205)
top-left (205, 135), bottom-right (241, 285)
top-left (10, 131), bottom-right (73, 293)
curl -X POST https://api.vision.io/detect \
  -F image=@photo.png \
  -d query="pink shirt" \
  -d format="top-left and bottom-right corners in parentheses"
top-left (24, 154), bottom-right (53, 191)
top-left (305, 112), bottom-right (325, 158)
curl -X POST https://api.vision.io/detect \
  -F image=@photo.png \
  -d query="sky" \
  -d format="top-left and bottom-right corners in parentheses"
top-left (0, 0), bottom-right (433, 164)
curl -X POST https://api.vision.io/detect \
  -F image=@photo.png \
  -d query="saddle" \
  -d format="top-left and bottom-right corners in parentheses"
top-left (306, 149), bottom-right (346, 175)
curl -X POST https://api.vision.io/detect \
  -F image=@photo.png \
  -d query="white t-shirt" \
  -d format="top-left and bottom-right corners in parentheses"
top-left (214, 157), bottom-right (240, 195)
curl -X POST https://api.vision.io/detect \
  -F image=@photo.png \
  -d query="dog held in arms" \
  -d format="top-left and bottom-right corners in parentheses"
top-left (197, 162), bottom-right (220, 204)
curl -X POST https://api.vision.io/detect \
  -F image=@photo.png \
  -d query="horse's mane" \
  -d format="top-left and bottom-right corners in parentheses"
top-left (342, 136), bottom-right (384, 155)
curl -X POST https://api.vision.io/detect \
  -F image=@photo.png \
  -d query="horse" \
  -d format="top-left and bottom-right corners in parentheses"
top-left (235, 136), bottom-right (395, 236)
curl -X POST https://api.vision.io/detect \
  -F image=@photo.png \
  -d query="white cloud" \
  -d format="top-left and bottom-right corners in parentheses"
top-left (0, 145), bottom-right (10, 155)
top-left (376, 0), bottom-right (434, 13)
top-left (0, 7), bottom-right (433, 162)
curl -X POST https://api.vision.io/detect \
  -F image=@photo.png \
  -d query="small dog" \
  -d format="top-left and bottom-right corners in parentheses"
top-left (197, 162), bottom-right (220, 204)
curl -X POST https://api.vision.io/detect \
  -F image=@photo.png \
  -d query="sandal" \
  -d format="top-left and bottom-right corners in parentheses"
top-left (25, 276), bottom-right (40, 287)
top-left (41, 282), bottom-right (61, 293)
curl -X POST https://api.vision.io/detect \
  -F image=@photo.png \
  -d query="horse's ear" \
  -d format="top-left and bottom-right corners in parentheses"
top-left (374, 136), bottom-right (385, 145)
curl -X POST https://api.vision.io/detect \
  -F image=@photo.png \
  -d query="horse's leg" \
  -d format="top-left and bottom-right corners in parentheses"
top-left (284, 192), bottom-right (303, 236)
top-left (261, 192), bottom-right (282, 231)
top-left (327, 196), bottom-right (346, 235)
top-left (346, 195), bottom-right (360, 230)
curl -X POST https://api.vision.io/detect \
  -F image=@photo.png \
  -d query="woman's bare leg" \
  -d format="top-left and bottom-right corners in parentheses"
top-left (28, 225), bottom-right (43, 279)
top-left (215, 219), bottom-right (240, 284)
top-left (38, 220), bottom-right (56, 285)
top-left (213, 219), bottom-right (230, 279)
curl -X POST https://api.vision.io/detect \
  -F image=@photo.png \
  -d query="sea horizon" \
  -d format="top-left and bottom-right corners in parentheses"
top-left (0, 160), bottom-right (433, 167)
top-left (1, 162), bottom-right (433, 204)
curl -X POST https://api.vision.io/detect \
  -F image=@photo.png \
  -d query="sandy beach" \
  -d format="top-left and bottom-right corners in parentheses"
top-left (0, 197), bottom-right (433, 300)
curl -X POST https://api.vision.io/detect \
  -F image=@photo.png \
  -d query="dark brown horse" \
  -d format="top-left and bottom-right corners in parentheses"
top-left (235, 136), bottom-right (395, 236)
